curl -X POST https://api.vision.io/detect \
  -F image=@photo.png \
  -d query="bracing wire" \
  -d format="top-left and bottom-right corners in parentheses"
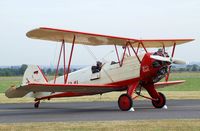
top-left (84, 45), bottom-right (98, 61)
top-left (52, 44), bottom-right (58, 69)
top-left (83, 45), bottom-right (114, 82)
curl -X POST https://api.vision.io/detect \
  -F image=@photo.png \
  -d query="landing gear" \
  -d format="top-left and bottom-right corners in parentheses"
top-left (152, 92), bottom-right (166, 108)
top-left (144, 84), bottom-right (166, 109)
top-left (118, 94), bottom-right (132, 111)
top-left (34, 101), bottom-right (40, 108)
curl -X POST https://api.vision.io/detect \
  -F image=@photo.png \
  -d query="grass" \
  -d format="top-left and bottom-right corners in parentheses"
top-left (0, 76), bottom-right (22, 93)
top-left (159, 72), bottom-right (200, 91)
top-left (1, 72), bottom-right (200, 93)
top-left (0, 119), bottom-right (200, 131)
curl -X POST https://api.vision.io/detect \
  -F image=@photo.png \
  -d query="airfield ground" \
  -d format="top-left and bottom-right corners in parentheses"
top-left (0, 120), bottom-right (200, 131)
top-left (0, 72), bottom-right (199, 130)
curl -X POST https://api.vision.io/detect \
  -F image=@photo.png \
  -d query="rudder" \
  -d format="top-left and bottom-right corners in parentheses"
top-left (22, 65), bottom-right (48, 85)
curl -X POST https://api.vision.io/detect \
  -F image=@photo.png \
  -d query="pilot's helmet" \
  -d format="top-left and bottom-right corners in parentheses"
top-left (158, 48), bottom-right (163, 52)
top-left (97, 61), bottom-right (102, 66)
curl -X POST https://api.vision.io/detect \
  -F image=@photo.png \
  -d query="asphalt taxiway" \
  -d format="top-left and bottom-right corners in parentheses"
top-left (0, 99), bottom-right (199, 123)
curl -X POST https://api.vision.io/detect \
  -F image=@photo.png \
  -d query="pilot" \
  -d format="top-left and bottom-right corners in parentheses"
top-left (96, 61), bottom-right (102, 71)
top-left (152, 49), bottom-right (170, 68)
top-left (154, 49), bottom-right (169, 57)
top-left (91, 61), bottom-right (102, 73)
top-left (154, 49), bottom-right (163, 56)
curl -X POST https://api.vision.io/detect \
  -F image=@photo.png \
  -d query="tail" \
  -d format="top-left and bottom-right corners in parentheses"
top-left (22, 65), bottom-right (49, 98)
top-left (5, 65), bottom-right (48, 98)
top-left (22, 65), bottom-right (48, 86)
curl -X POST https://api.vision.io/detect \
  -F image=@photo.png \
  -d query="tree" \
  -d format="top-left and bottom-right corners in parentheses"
top-left (178, 68), bottom-right (186, 72)
top-left (19, 64), bottom-right (28, 74)
top-left (58, 68), bottom-right (64, 76)
top-left (186, 65), bottom-right (193, 71)
top-left (46, 68), bottom-right (52, 75)
top-left (191, 64), bottom-right (199, 72)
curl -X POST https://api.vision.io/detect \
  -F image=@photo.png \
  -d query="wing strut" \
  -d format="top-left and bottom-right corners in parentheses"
top-left (53, 36), bottom-right (76, 84)
top-left (165, 42), bottom-right (176, 81)
top-left (54, 40), bottom-right (64, 83)
top-left (115, 40), bottom-right (143, 67)
top-left (114, 44), bottom-right (120, 64)
top-left (65, 35), bottom-right (76, 84)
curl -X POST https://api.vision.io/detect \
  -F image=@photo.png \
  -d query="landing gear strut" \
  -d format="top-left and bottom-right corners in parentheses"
top-left (118, 94), bottom-right (132, 111)
top-left (144, 84), bottom-right (166, 109)
top-left (152, 92), bottom-right (166, 108)
top-left (34, 100), bottom-right (40, 108)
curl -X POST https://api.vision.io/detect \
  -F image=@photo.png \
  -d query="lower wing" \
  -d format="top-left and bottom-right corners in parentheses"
top-left (5, 80), bottom-right (185, 98)
top-left (154, 80), bottom-right (185, 88)
top-left (5, 83), bottom-right (126, 98)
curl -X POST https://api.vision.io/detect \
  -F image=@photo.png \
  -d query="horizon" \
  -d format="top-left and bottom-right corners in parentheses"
top-left (1, 61), bottom-right (200, 69)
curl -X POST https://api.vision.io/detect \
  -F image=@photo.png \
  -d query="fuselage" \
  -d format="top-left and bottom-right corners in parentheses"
top-left (27, 52), bottom-right (170, 98)
top-left (51, 54), bottom-right (144, 85)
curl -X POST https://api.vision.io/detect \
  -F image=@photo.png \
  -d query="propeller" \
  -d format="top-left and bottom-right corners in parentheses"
top-left (150, 55), bottom-right (186, 64)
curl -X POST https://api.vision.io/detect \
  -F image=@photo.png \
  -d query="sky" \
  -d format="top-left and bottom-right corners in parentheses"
top-left (0, 0), bottom-right (199, 66)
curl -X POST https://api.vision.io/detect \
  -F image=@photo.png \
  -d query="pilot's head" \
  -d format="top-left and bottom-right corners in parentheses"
top-left (158, 48), bottom-right (163, 53)
top-left (97, 61), bottom-right (102, 67)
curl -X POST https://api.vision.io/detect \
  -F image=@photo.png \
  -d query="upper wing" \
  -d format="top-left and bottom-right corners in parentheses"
top-left (26, 27), bottom-right (194, 47)
top-left (5, 83), bottom-right (126, 98)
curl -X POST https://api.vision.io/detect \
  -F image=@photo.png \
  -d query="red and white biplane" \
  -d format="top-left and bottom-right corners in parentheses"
top-left (5, 27), bottom-right (194, 111)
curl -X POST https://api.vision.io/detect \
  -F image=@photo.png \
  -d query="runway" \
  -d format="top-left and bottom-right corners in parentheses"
top-left (0, 99), bottom-right (199, 123)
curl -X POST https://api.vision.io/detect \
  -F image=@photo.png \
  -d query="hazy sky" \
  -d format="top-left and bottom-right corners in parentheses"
top-left (0, 0), bottom-right (199, 66)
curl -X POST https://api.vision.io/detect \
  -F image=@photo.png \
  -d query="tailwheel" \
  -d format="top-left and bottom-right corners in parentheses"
top-left (152, 92), bottom-right (166, 108)
top-left (118, 94), bottom-right (132, 111)
top-left (34, 101), bottom-right (40, 109)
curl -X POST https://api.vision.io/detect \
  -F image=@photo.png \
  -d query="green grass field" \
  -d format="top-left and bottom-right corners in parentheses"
top-left (0, 72), bottom-right (200, 93)
top-left (159, 72), bottom-right (200, 91)
top-left (0, 76), bottom-right (22, 93)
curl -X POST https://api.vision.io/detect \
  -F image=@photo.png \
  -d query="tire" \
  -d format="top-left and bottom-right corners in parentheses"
top-left (118, 94), bottom-right (133, 111)
top-left (34, 101), bottom-right (40, 108)
top-left (152, 92), bottom-right (166, 108)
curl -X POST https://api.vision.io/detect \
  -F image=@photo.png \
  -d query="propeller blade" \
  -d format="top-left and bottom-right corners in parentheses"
top-left (171, 58), bottom-right (186, 64)
top-left (150, 55), bottom-right (171, 63)
top-left (150, 55), bottom-right (186, 65)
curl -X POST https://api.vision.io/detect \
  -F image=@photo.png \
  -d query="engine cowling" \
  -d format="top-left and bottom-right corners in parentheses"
top-left (140, 53), bottom-right (169, 84)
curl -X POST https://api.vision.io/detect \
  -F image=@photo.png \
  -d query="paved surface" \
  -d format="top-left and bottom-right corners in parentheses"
top-left (0, 99), bottom-right (200, 123)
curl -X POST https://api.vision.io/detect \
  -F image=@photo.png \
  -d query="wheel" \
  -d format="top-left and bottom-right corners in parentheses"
top-left (34, 101), bottom-right (40, 108)
top-left (152, 92), bottom-right (166, 108)
top-left (118, 94), bottom-right (133, 111)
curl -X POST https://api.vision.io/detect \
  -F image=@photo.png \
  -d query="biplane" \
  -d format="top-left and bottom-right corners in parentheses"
top-left (5, 27), bottom-right (194, 111)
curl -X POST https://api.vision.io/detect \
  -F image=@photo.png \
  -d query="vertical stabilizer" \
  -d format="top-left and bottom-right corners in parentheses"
top-left (22, 65), bottom-right (48, 86)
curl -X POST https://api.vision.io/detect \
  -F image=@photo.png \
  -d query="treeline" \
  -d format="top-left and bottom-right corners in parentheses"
top-left (0, 64), bottom-right (78, 76)
top-left (171, 64), bottom-right (200, 72)
top-left (42, 67), bottom-right (78, 76)
top-left (0, 64), bottom-right (200, 76)
top-left (0, 64), bottom-right (27, 76)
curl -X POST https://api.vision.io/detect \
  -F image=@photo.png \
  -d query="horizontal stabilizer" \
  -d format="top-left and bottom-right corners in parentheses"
top-left (5, 86), bottom-right (29, 98)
